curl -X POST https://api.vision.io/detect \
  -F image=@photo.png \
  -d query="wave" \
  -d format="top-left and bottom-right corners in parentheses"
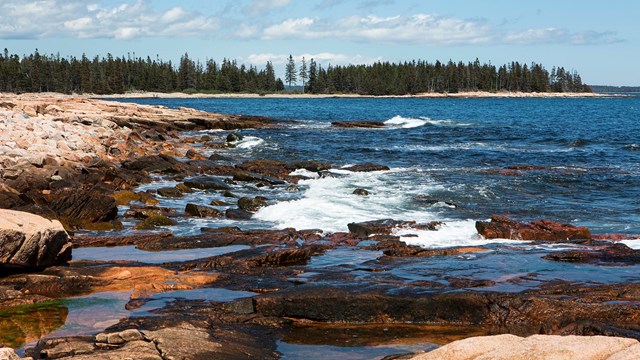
top-left (254, 168), bottom-right (444, 232)
top-left (231, 136), bottom-right (265, 149)
top-left (624, 144), bottom-right (640, 151)
top-left (393, 220), bottom-right (525, 248)
top-left (384, 115), bottom-right (427, 128)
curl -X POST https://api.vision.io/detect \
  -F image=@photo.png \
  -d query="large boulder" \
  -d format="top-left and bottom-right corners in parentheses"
top-left (46, 185), bottom-right (118, 229)
top-left (0, 210), bottom-right (72, 271)
top-left (411, 334), bottom-right (640, 360)
top-left (476, 215), bottom-right (591, 242)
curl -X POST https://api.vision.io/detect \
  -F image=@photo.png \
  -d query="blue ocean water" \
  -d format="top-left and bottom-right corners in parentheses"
top-left (119, 96), bottom-right (640, 237)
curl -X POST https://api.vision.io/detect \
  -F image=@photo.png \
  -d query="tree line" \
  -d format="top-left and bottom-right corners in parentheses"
top-left (291, 57), bottom-right (591, 95)
top-left (0, 49), bottom-right (283, 94)
top-left (0, 49), bottom-right (590, 95)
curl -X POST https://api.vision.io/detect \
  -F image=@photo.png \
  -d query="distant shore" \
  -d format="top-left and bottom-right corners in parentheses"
top-left (94, 90), bottom-right (622, 99)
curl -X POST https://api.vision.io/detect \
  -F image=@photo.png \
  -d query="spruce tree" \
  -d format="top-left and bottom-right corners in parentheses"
top-left (299, 56), bottom-right (308, 92)
top-left (285, 54), bottom-right (297, 90)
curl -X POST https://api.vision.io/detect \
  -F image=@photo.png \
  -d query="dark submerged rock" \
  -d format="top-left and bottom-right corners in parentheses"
top-left (353, 188), bottom-right (369, 196)
top-left (331, 121), bottom-right (386, 128)
top-left (237, 196), bottom-right (268, 212)
top-left (344, 163), bottom-right (391, 172)
top-left (226, 208), bottom-right (253, 220)
top-left (184, 204), bottom-right (223, 218)
top-left (476, 215), bottom-right (592, 242)
top-left (183, 177), bottom-right (231, 191)
top-left (542, 243), bottom-right (640, 264)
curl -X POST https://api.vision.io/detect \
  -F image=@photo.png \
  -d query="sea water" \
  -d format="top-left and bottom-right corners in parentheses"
top-left (119, 96), bottom-right (640, 245)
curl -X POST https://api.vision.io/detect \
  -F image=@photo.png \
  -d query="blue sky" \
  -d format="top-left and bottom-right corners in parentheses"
top-left (0, 0), bottom-right (637, 85)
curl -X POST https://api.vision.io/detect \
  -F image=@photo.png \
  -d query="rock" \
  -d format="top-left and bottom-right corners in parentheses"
top-left (542, 243), bottom-right (640, 264)
top-left (235, 160), bottom-right (291, 182)
top-left (347, 219), bottom-right (419, 238)
top-left (0, 347), bottom-right (24, 360)
top-left (237, 197), bottom-right (268, 212)
top-left (156, 187), bottom-right (184, 198)
top-left (133, 215), bottom-right (177, 230)
top-left (288, 160), bottom-right (331, 173)
top-left (410, 334), bottom-right (640, 360)
top-left (476, 215), bottom-right (592, 242)
top-left (185, 204), bottom-right (223, 218)
top-left (183, 177), bottom-right (231, 191)
top-left (0, 210), bottom-right (72, 271)
top-left (225, 208), bottom-right (253, 220)
top-left (46, 186), bottom-right (118, 229)
top-left (233, 171), bottom-right (286, 185)
top-left (210, 200), bottom-right (230, 206)
top-left (121, 154), bottom-right (185, 173)
top-left (331, 121), bottom-right (386, 128)
top-left (95, 329), bottom-right (144, 345)
top-left (226, 133), bottom-right (244, 142)
top-left (353, 188), bottom-right (369, 196)
top-left (185, 149), bottom-right (205, 160)
top-left (112, 190), bottom-right (140, 205)
top-left (343, 163), bottom-right (390, 172)
top-left (31, 337), bottom-right (96, 359)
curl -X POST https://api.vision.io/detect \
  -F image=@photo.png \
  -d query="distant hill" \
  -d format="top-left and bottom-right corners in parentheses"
top-left (591, 85), bottom-right (640, 93)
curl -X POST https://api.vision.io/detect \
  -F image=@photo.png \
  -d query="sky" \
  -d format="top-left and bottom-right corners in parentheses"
top-left (0, 0), bottom-right (638, 86)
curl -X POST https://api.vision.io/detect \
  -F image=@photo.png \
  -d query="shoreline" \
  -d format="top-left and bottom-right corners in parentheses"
top-left (94, 90), bottom-right (622, 99)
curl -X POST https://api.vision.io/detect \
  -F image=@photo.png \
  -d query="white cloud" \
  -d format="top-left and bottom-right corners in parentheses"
top-left (245, 52), bottom-right (383, 68)
top-left (244, 0), bottom-right (292, 17)
top-left (504, 28), bottom-right (622, 45)
top-left (261, 13), bottom-right (493, 45)
top-left (0, 0), bottom-right (218, 40)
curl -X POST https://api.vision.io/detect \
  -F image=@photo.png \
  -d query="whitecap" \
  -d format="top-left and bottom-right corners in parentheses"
top-left (232, 136), bottom-right (265, 149)
top-left (384, 115), bottom-right (427, 128)
top-left (289, 168), bottom-right (320, 179)
top-left (394, 220), bottom-right (526, 248)
top-left (621, 239), bottom-right (640, 249)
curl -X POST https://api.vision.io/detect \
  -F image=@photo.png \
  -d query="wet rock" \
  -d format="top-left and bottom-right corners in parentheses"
top-left (136, 228), bottom-right (297, 251)
top-left (223, 191), bottom-right (235, 198)
top-left (133, 215), bottom-right (177, 230)
top-left (233, 171), bottom-right (286, 185)
top-left (226, 133), bottom-right (244, 142)
top-left (210, 200), bottom-right (231, 206)
top-left (331, 121), bottom-right (386, 128)
top-left (344, 163), bottom-right (391, 172)
top-left (347, 219), bottom-right (428, 238)
top-left (226, 208), bottom-right (253, 220)
top-left (381, 243), bottom-right (487, 258)
top-left (95, 329), bottom-right (144, 345)
top-left (185, 204), bottom-right (223, 218)
top-left (121, 154), bottom-right (185, 174)
top-left (72, 232), bottom-right (173, 248)
top-left (238, 196), bottom-right (268, 212)
top-left (123, 206), bottom-right (175, 220)
top-left (184, 148), bottom-right (205, 160)
top-left (46, 185), bottom-right (118, 229)
top-left (445, 276), bottom-right (496, 289)
top-left (476, 215), bottom-right (592, 241)
top-left (0, 210), bottom-right (72, 271)
top-left (353, 188), bottom-right (369, 196)
top-left (542, 243), bottom-right (640, 264)
top-left (235, 160), bottom-right (292, 182)
top-left (287, 160), bottom-right (331, 173)
top-left (155, 187), bottom-right (183, 198)
top-left (183, 177), bottom-right (231, 191)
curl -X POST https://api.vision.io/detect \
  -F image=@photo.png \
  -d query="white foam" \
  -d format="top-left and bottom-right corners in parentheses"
top-left (289, 168), bottom-right (320, 179)
top-left (384, 115), bottom-right (427, 128)
top-left (621, 239), bottom-right (640, 249)
top-left (254, 169), bottom-right (442, 232)
top-left (395, 220), bottom-right (526, 248)
top-left (233, 136), bottom-right (265, 149)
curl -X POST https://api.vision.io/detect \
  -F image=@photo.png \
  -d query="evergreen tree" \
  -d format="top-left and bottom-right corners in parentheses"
top-left (299, 56), bottom-right (308, 92)
top-left (285, 55), bottom-right (297, 89)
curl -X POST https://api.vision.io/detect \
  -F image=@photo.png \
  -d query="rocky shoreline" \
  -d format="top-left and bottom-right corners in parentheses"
top-left (1, 93), bottom-right (640, 359)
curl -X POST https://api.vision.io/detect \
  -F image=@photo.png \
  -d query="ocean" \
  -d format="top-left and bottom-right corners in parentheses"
top-left (120, 96), bottom-right (640, 245)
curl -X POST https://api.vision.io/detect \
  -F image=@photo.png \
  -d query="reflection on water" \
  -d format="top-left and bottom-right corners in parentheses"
top-left (278, 323), bottom-right (502, 360)
top-left (9, 287), bottom-right (256, 352)
top-left (0, 302), bottom-right (67, 349)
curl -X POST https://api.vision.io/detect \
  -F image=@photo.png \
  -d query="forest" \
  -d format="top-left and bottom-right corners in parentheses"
top-left (0, 49), bottom-right (591, 95)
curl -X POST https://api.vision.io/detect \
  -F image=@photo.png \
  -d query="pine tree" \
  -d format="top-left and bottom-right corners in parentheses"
top-left (285, 55), bottom-right (297, 89)
top-left (299, 56), bottom-right (308, 93)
